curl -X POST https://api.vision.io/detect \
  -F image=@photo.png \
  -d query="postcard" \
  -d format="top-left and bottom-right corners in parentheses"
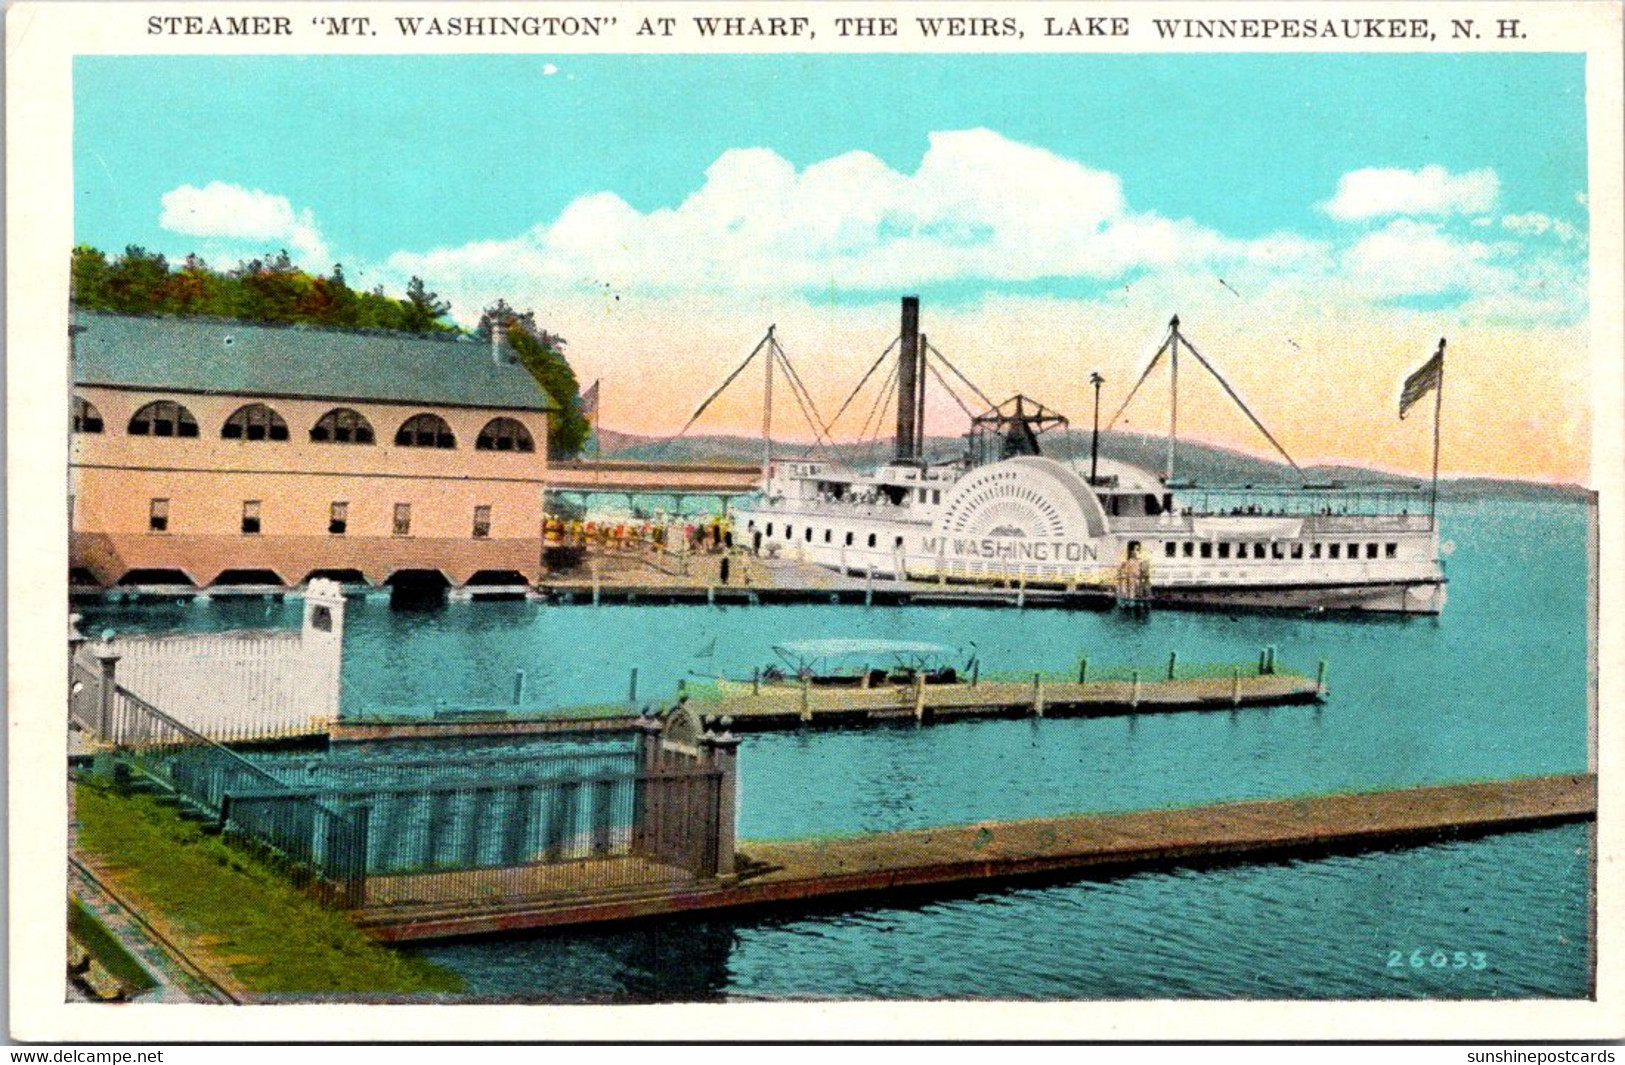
top-left (7, 0), bottom-right (1622, 1044)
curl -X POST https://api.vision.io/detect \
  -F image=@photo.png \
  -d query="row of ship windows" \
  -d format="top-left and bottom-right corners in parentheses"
top-left (73, 398), bottom-right (536, 452)
top-left (146, 498), bottom-right (494, 539)
top-left (1158, 539), bottom-right (1399, 561)
top-left (752, 520), bottom-right (901, 550)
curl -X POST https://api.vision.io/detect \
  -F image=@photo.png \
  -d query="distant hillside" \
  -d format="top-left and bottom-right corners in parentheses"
top-left (594, 428), bottom-right (1589, 503)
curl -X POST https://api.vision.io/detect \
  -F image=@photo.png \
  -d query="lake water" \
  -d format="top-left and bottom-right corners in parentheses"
top-left (78, 498), bottom-right (1596, 999)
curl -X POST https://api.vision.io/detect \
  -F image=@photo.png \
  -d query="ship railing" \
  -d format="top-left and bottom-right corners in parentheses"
top-left (1175, 485), bottom-right (1430, 520)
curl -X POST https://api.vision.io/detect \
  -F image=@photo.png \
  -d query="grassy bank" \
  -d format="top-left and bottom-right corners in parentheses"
top-left (74, 776), bottom-right (462, 995)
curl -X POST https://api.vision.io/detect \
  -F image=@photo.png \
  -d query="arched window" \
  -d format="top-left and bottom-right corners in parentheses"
top-left (310, 408), bottom-right (375, 445)
top-left (128, 401), bottom-right (199, 438)
top-left (475, 417), bottom-right (535, 452)
top-left (222, 403), bottom-right (289, 441)
top-left (394, 413), bottom-right (456, 449)
top-left (73, 396), bottom-right (104, 434)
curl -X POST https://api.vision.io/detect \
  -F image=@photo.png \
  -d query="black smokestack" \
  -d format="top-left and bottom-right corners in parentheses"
top-left (895, 296), bottom-right (920, 463)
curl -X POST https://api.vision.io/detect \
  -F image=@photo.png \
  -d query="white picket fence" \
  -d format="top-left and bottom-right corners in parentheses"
top-left (73, 580), bottom-right (345, 743)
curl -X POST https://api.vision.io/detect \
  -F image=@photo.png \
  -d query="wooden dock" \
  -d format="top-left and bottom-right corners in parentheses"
top-left (354, 773), bottom-right (1594, 942)
top-left (685, 669), bottom-right (1322, 730)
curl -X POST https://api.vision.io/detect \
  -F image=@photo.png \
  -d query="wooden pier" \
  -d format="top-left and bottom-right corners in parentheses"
top-left (354, 773), bottom-right (1594, 942)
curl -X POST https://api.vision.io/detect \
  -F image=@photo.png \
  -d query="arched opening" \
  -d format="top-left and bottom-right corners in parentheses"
top-left (212, 568), bottom-right (287, 587)
top-left (127, 401), bottom-right (199, 438)
top-left (73, 397), bottom-right (104, 434)
top-left (465, 569), bottom-right (530, 586)
top-left (475, 417), bottom-right (535, 452)
top-left (386, 568), bottom-right (451, 609)
top-left (222, 403), bottom-right (289, 441)
top-left (69, 566), bottom-right (103, 588)
top-left (310, 408), bottom-right (375, 445)
top-left (303, 568), bottom-right (368, 587)
top-left (394, 413), bottom-right (456, 449)
top-left (116, 568), bottom-right (196, 587)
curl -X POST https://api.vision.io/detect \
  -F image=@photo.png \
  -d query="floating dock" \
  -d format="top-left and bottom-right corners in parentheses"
top-left (354, 773), bottom-right (1594, 942)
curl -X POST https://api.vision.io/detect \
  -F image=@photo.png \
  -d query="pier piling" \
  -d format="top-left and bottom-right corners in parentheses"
top-left (1033, 673), bottom-right (1045, 717)
top-left (1078, 656), bottom-right (1088, 684)
top-left (1131, 670), bottom-right (1141, 708)
top-left (628, 667), bottom-right (639, 704)
top-left (1316, 659), bottom-right (1327, 694)
top-left (512, 670), bottom-right (526, 706)
top-left (1168, 651), bottom-right (1178, 681)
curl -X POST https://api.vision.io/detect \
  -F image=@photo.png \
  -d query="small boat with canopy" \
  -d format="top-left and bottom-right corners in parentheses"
top-left (735, 638), bottom-right (970, 689)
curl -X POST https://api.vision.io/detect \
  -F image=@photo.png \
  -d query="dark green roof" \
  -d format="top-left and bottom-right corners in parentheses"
top-left (71, 311), bottom-right (556, 411)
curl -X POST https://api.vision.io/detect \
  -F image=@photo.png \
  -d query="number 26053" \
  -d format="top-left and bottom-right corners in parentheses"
top-left (1387, 949), bottom-right (1487, 970)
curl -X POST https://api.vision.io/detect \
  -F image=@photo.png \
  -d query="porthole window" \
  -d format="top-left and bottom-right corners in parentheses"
top-left (476, 417), bottom-right (535, 452)
top-left (311, 408), bottom-right (375, 445)
top-left (395, 413), bottom-right (456, 449)
top-left (73, 397), bottom-right (104, 434)
top-left (128, 401), bottom-right (199, 438)
top-left (222, 403), bottom-right (289, 442)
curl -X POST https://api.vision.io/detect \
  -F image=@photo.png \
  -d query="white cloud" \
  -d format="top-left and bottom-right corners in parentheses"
top-left (1321, 165), bottom-right (1500, 222)
top-left (159, 181), bottom-right (330, 265)
top-left (1501, 212), bottom-right (1579, 242)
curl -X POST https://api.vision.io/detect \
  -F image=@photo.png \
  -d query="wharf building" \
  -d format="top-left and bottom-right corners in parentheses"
top-left (69, 312), bottom-right (556, 595)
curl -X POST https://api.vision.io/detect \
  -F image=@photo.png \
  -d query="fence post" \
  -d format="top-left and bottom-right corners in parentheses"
top-left (701, 722), bottom-right (741, 878)
top-left (628, 667), bottom-right (639, 705)
top-left (513, 670), bottom-right (527, 706)
top-left (800, 675), bottom-right (812, 723)
top-left (752, 667), bottom-right (760, 696)
top-left (631, 717), bottom-right (662, 855)
top-left (1130, 669), bottom-right (1141, 708)
top-left (1231, 666), bottom-right (1241, 706)
top-left (1032, 673), bottom-right (1044, 717)
top-left (971, 659), bottom-right (980, 688)
top-left (94, 636), bottom-right (121, 742)
top-left (1078, 656), bottom-right (1089, 685)
top-left (1167, 651), bottom-right (1178, 681)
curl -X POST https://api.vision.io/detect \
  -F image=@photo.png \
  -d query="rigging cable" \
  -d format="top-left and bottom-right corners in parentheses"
top-left (826, 336), bottom-right (901, 433)
top-left (653, 328), bottom-right (773, 457)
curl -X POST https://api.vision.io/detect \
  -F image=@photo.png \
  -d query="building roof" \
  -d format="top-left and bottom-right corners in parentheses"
top-left (71, 311), bottom-right (557, 411)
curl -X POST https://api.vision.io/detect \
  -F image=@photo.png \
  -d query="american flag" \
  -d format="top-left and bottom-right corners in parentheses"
top-left (1399, 341), bottom-right (1445, 420)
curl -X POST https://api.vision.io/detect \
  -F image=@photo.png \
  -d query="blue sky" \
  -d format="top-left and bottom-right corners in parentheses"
top-left (72, 53), bottom-right (1592, 480)
top-left (75, 53), bottom-right (1585, 266)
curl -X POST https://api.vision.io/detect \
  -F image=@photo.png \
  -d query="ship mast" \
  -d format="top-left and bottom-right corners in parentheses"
top-left (1167, 315), bottom-right (1180, 483)
top-left (762, 325), bottom-right (774, 465)
top-left (895, 296), bottom-right (922, 464)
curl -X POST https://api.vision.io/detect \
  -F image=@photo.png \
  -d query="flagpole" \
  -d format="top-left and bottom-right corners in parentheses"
top-left (1429, 339), bottom-right (1445, 530)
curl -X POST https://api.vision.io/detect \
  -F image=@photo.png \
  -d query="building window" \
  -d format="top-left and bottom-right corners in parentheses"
top-left (868, 534), bottom-right (877, 548)
top-left (1165, 541), bottom-right (1178, 559)
top-left (824, 529), bottom-right (832, 543)
top-left (1291, 543), bottom-right (1304, 559)
top-left (1271, 542), bottom-right (1284, 560)
top-left (393, 503), bottom-right (412, 536)
top-left (128, 400), bottom-right (198, 438)
top-left (222, 403), bottom-right (289, 441)
top-left (1200, 542), bottom-right (1212, 559)
top-left (765, 523), bottom-right (773, 537)
top-left (148, 498), bottom-right (168, 533)
top-left (1253, 543), bottom-right (1266, 559)
top-left (1329, 543), bottom-right (1341, 559)
top-left (73, 397), bottom-right (104, 434)
top-left (394, 413), bottom-right (456, 449)
top-left (241, 500), bottom-right (261, 535)
top-left (472, 505), bottom-right (491, 539)
top-left (1367, 543), bottom-right (1379, 560)
top-left (894, 536), bottom-right (904, 548)
top-left (1385, 542), bottom-right (1398, 559)
top-left (329, 502), bottom-right (348, 535)
top-left (1218, 543), bottom-right (1231, 559)
top-left (1183, 542), bottom-right (1195, 558)
top-left (805, 527), bottom-right (813, 542)
top-left (311, 408), bottom-right (375, 444)
top-left (785, 525), bottom-right (794, 540)
top-left (845, 532), bottom-right (854, 546)
top-left (1311, 543), bottom-right (1322, 559)
top-left (476, 417), bottom-right (535, 452)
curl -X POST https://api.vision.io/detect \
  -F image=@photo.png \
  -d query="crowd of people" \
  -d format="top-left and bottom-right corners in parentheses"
top-left (543, 515), bottom-right (734, 555)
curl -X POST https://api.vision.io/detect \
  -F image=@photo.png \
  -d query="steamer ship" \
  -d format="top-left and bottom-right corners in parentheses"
top-left (731, 298), bottom-right (1447, 614)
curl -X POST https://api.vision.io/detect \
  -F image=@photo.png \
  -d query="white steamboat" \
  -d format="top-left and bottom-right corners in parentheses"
top-left (732, 298), bottom-right (1447, 614)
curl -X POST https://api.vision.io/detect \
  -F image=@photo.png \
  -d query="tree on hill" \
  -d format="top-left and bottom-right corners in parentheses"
top-left (400, 276), bottom-right (452, 334)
